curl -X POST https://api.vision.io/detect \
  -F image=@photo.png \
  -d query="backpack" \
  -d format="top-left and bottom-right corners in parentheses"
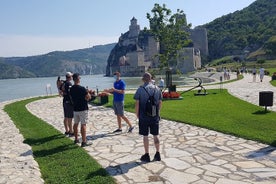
top-left (143, 87), bottom-right (158, 117)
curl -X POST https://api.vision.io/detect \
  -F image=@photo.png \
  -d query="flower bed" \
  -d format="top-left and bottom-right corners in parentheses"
top-left (162, 92), bottom-right (181, 99)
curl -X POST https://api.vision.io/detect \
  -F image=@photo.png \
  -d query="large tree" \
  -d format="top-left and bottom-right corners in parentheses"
top-left (146, 3), bottom-right (192, 70)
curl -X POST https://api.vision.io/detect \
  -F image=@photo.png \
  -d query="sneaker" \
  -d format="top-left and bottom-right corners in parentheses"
top-left (128, 126), bottom-right (134, 133)
top-left (152, 152), bottom-right (161, 161)
top-left (140, 153), bottom-right (150, 162)
top-left (81, 142), bottom-right (92, 147)
top-left (113, 128), bottom-right (122, 133)
top-left (74, 139), bottom-right (79, 144)
top-left (69, 132), bottom-right (74, 137)
top-left (64, 131), bottom-right (69, 135)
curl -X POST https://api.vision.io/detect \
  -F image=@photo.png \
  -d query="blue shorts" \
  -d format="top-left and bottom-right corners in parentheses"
top-left (113, 101), bottom-right (124, 116)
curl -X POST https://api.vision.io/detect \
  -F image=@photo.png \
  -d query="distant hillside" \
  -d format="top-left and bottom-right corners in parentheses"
top-left (202, 0), bottom-right (276, 60)
top-left (1, 43), bottom-right (116, 79)
top-left (0, 62), bottom-right (36, 79)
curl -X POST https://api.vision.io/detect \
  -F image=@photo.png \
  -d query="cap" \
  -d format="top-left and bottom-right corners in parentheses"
top-left (66, 72), bottom-right (73, 78)
top-left (142, 72), bottom-right (152, 82)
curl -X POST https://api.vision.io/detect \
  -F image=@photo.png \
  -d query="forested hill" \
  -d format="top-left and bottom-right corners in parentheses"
top-left (0, 43), bottom-right (116, 79)
top-left (202, 0), bottom-right (276, 60)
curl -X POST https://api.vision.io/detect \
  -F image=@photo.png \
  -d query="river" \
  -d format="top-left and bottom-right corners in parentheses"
top-left (0, 74), bottom-right (199, 102)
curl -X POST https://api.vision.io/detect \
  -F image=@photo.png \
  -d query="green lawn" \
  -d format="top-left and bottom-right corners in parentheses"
top-left (106, 89), bottom-right (276, 146)
top-left (4, 97), bottom-right (115, 184)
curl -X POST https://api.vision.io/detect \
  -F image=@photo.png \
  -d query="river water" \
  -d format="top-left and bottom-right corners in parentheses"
top-left (0, 74), bottom-right (197, 102)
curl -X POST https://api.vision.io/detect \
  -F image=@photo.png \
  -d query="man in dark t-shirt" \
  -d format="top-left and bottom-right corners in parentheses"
top-left (62, 72), bottom-right (74, 136)
top-left (70, 73), bottom-right (92, 147)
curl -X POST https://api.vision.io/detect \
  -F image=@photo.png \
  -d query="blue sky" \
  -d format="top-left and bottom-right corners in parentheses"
top-left (0, 0), bottom-right (256, 57)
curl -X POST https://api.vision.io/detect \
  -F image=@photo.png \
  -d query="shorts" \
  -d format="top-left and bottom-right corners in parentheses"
top-left (73, 110), bottom-right (88, 125)
top-left (139, 118), bottom-right (159, 136)
top-left (63, 102), bottom-right (73, 118)
top-left (113, 101), bottom-right (124, 116)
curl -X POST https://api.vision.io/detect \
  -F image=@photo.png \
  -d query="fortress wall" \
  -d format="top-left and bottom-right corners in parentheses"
top-left (190, 28), bottom-right (209, 56)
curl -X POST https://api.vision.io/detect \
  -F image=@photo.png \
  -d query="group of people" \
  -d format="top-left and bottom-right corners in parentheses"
top-left (252, 66), bottom-right (265, 82)
top-left (57, 72), bottom-right (93, 147)
top-left (57, 71), bottom-right (163, 162)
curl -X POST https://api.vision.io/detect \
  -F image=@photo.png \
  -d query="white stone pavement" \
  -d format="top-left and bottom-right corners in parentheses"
top-left (0, 73), bottom-right (276, 184)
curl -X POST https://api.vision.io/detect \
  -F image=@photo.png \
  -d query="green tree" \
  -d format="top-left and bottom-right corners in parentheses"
top-left (264, 36), bottom-right (276, 55)
top-left (146, 3), bottom-right (191, 69)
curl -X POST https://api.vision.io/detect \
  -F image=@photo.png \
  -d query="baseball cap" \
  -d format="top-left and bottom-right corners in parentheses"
top-left (66, 72), bottom-right (73, 78)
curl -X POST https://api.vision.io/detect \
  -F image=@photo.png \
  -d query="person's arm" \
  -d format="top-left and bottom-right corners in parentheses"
top-left (113, 88), bottom-right (125, 94)
top-left (85, 88), bottom-right (91, 101)
top-left (159, 100), bottom-right (162, 110)
top-left (135, 100), bottom-right (139, 119)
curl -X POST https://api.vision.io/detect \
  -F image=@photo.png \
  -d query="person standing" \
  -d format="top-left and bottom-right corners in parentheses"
top-left (260, 67), bottom-right (265, 82)
top-left (158, 77), bottom-right (164, 90)
top-left (70, 73), bottom-right (92, 147)
top-left (105, 72), bottom-right (134, 133)
top-left (56, 76), bottom-right (63, 96)
top-left (62, 72), bottom-right (74, 136)
top-left (134, 72), bottom-right (162, 162)
top-left (252, 67), bottom-right (257, 82)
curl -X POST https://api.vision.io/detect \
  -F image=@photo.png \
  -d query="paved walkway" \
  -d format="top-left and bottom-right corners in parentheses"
top-left (1, 73), bottom-right (276, 184)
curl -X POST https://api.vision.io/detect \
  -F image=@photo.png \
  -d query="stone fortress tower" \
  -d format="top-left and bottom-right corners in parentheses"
top-left (106, 17), bottom-right (208, 76)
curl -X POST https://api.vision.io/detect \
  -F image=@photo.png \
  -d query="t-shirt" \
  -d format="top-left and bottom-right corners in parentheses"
top-left (63, 81), bottom-right (72, 103)
top-left (133, 83), bottom-right (162, 119)
top-left (70, 85), bottom-right (88, 111)
top-left (113, 79), bottom-right (126, 102)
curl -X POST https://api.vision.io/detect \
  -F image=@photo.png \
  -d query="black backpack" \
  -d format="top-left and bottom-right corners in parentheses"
top-left (143, 87), bottom-right (158, 117)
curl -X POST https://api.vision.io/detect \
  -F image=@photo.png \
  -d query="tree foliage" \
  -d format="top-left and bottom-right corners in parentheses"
top-left (264, 36), bottom-right (276, 55)
top-left (203, 0), bottom-right (276, 60)
top-left (146, 3), bottom-right (191, 69)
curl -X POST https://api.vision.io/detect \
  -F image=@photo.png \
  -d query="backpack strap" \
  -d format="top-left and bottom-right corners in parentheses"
top-left (142, 86), bottom-right (155, 97)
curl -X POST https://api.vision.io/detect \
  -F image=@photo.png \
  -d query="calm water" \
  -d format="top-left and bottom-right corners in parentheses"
top-left (0, 74), bottom-right (195, 102)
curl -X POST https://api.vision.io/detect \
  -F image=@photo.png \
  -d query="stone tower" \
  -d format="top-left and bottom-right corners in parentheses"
top-left (128, 17), bottom-right (140, 38)
top-left (190, 28), bottom-right (209, 56)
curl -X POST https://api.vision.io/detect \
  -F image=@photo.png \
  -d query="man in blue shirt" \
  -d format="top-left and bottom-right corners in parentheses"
top-left (105, 72), bottom-right (134, 133)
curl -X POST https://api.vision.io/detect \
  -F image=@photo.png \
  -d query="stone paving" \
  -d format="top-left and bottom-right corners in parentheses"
top-left (0, 100), bottom-right (44, 184)
top-left (0, 73), bottom-right (276, 184)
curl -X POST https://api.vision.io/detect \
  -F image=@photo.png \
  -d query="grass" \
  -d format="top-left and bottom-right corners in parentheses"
top-left (266, 67), bottom-right (276, 87)
top-left (105, 89), bottom-right (276, 146)
top-left (4, 96), bottom-right (115, 184)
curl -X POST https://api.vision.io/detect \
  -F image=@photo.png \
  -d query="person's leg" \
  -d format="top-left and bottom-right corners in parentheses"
top-left (68, 104), bottom-right (74, 134)
top-left (73, 123), bottom-right (79, 141)
top-left (68, 118), bottom-right (73, 134)
top-left (63, 103), bottom-right (69, 133)
top-left (153, 135), bottom-right (160, 152)
top-left (80, 110), bottom-right (90, 147)
top-left (73, 112), bottom-right (79, 142)
top-left (81, 124), bottom-right (87, 143)
top-left (143, 136), bottom-right (149, 153)
top-left (117, 115), bottom-right (122, 129)
top-left (121, 115), bottom-right (132, 127)
top-left (64, 118), bottom-right (69, 133)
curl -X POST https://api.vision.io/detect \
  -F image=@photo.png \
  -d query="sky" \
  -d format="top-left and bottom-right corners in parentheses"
top-left (0, 0), bottom-right (256, 57)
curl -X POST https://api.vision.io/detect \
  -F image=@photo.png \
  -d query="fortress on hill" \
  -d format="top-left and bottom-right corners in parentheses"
top-left (106, 17), bottom-right (208, 77)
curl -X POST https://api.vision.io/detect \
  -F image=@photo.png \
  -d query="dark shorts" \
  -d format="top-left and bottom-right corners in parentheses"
top-left (63, 102), bottom-right (73, 118)
top-left (113, 101), bottom-right (124, 116)
top-left (139, 118), bottom-right (159, 136)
